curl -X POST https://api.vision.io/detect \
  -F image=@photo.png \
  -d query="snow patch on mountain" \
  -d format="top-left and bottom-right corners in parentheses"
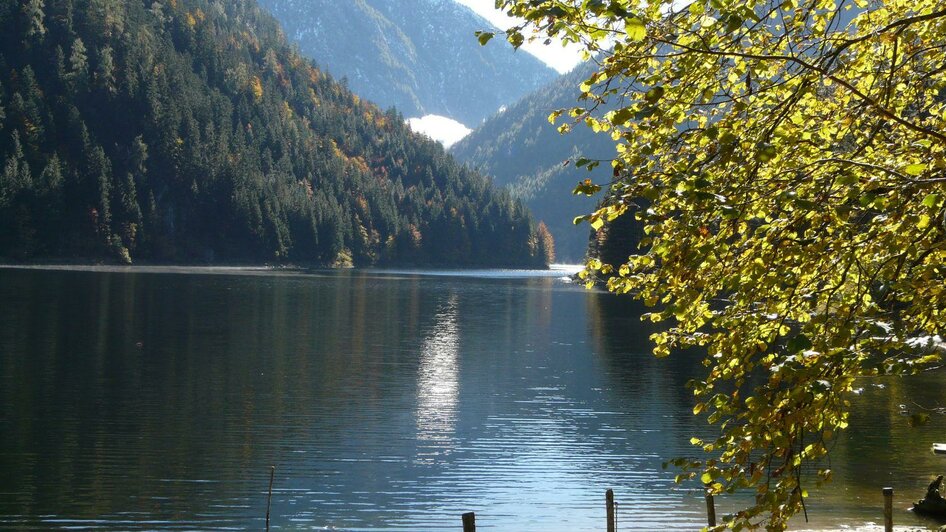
top-left (407, 115), bottom-right (472, 148)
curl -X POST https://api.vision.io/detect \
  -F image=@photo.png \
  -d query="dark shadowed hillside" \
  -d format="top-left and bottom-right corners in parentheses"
top-left (0, 0), bottom-right (547, 267)
top-left (451, 62), bottom-right (617, 262)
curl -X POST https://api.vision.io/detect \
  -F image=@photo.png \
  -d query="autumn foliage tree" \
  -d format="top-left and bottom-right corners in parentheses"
top-left (483, 0), bottom-right (946, 528)
top-left (535, 220), bottom-right (556, 264)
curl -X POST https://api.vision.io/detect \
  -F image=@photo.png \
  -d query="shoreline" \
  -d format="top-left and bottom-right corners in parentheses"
top-left (0, 263), bottom-right (583, 279)
top-left (0, 258), bottom-right (562, 272)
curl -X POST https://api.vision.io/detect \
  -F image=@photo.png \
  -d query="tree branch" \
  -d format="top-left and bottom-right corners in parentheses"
top-left (654, 38), bottom-right (946, 145)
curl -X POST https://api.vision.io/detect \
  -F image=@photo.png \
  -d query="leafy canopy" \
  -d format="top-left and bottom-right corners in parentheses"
top-left (490, 0), bottom-right (946, 528)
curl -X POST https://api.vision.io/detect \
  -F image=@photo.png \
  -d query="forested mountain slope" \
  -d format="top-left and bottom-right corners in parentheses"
top-left (0, 0), bottom-right (546, 267)
top-left (257, 0), bottom-right (557, 128)
top-left (451, 62), bottom-right (616, 262)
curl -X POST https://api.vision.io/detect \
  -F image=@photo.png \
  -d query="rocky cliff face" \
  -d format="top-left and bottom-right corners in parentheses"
top-left (257, 0), bottom-right (557, 128)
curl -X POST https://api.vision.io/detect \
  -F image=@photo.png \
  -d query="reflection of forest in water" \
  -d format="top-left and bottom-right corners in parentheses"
top-left (0, 269), bottom-right (944, 529)
top-left (0, 269), bottom-right (455, 528)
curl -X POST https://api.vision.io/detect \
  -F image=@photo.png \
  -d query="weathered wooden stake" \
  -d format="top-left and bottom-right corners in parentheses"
top-left (266, 465), bottom-right (275, 531)
top-left (606, 489), bottom-right (615, 532)
top-left (705, 487), bottom-right (717, 528)
top-left (883, 487), bottom-right (893, 532)
top-left (462, 511), bottom-right (476, 532)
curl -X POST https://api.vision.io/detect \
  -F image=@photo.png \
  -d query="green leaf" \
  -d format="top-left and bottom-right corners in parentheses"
top-left (787, 334), bottom-right (812, 353)
top-left (475, 31), bottom-right (494, 46)
top-left (611, 107), bottom-right (633, 125)
top-left (918, 214), bottom-right (931, 229)
top-left (644, 86), bottom-right (665, 103)
top-left (904, 163), bottom-right (926, 176)
top-left (626, 17), bottom-right (646, 41)
top-left (859, 193), bottom-right (876, 207)
top-left (585, 0), bottom-right (607, 15)
top-left (923, 193), bottom-right (940, 208)
top-left (757, 143), bottom-right (777, 162)
top-left (719, 131), bottom-right (737, 145)
top-left (634, 105), bottom-right (657, 120)
top-left (507, 31), bottom-right (524, 49)
top-left (573, 179), bottom-right (601, 196)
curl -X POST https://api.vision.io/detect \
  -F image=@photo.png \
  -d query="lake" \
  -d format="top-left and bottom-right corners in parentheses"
top-left (1, 266), bottom-right (944, 530)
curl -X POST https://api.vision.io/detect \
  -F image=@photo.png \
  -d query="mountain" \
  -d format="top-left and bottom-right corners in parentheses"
top-left (256, 0), bottom-right (557, 129)
top-left (0, 0), bottom-right (548, 268)
top-left (451, 62), bottom-right (617, 262)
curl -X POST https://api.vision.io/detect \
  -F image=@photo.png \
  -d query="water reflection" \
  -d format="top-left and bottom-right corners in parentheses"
top-left (585, 286), bottom-right (946, 530)
top-left (415, 295), bottom-right (460, 448)
top-left (0, 268), bottom-right (943, 530)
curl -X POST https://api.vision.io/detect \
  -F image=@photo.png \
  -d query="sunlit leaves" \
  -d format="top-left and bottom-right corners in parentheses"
top-left (493, 0), bottom-right (946, 528)
top-left (573, 178), bottom-right (601, 196)
top-left (626, 17), bottom-right (646, 41)
top-left (507, 31), bottom-right (524, 49)
top-left (474, 31), bottom-right (494, 46)
top-left (904, 163), bottom-right (927, 176)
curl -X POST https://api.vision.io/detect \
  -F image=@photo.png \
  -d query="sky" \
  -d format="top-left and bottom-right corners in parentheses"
top-left (453, 0), bottom-right (585, 74)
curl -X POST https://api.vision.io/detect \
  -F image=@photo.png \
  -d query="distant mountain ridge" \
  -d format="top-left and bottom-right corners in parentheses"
top-left (257, 0), bottom-right (558, 128)
top-left (452, 62), bottom-right (617, 262)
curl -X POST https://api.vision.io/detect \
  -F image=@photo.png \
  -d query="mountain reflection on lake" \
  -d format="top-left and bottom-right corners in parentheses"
top-left (0, 266), bottom-right (944, 530)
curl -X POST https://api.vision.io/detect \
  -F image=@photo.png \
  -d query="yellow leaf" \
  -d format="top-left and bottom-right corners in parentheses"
top-left (905, 163), bottom-right (926, 176)
top-left (626, 17), bottom-right (646, 41)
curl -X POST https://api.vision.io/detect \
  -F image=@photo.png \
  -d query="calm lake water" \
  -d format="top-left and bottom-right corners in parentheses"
top-left (1, 266), bottom-right (945, 530)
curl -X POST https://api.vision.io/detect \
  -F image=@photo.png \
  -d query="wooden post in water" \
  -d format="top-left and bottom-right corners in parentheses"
top-left (462, 511), bottom-right (476, 532)
top-left (883, 487), bottom-right (893, 532)
top-left (606, 489), bottom-right (615, 532)
top-left (705, 486), bottom-right (717, 528)
top-left (266, 465), bottom-right (275, 531)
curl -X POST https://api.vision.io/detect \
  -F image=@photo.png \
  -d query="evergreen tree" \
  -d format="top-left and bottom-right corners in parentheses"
top-left (67, 37), bottom-right (88, 90)
top-left (1, 131), bottom-right (31, 199)
top-left (22, 0), bottom-right (47, 38)
top-left (95, 45), bottom-right (115, 94)
top-left (0, 0), bottom-right (546, 267)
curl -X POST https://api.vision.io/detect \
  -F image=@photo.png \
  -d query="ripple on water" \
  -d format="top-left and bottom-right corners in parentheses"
top-left (0, 268), bottom-right (944, 530)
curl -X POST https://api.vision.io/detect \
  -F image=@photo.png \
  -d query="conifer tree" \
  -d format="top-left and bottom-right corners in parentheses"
top-left (23, 0), bottom-right (46, 38)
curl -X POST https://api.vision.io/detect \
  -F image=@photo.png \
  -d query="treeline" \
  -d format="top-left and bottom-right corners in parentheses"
top-left (0, 0), bottom-right (546, 267)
